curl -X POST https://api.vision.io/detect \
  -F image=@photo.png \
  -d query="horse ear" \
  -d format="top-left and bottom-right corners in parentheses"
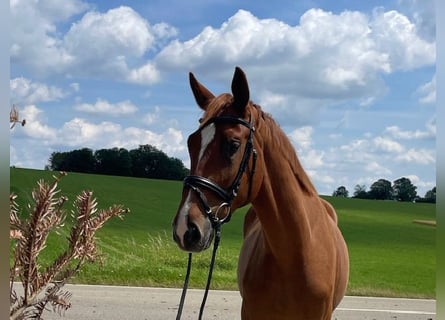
top-left (231, 66), bottom-right (250, 113)
top-left (189, 72), bottom-right (215, 111)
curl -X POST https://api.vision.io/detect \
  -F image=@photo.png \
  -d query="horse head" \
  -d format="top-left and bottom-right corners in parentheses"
top-left (172, 67), bottom-right (261, 252)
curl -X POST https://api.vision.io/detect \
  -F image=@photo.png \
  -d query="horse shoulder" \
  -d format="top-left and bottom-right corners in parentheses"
top-left (320, 197), bottom-right (338, 224)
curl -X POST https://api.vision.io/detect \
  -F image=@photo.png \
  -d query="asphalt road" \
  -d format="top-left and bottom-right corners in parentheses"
top-left (34, 284), bottom-right (436, 320)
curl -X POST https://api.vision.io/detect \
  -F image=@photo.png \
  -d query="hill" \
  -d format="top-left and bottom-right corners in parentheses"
top-left (10, 168), bottom-right (435, 298)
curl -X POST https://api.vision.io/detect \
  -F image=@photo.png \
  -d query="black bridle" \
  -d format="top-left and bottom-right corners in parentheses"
top-left (176, 115), bottom-right (257, 320)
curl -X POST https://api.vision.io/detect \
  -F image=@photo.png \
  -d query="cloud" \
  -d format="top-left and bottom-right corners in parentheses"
top-left (395, 148), bottom-right (435, 165)
top-left (65, 7), bottom-right (153, 57)
top-left (70, 83), bottom-right (80, 92)
top-left (11, 3), bottom-right (176, 84)
top-left (365, 161), bottom-right (392, 175)
top-left (10, 0), bottom-right (89, 74)
top-left (370, 9), bottom-right (435, 71)
top-left (299, 149), bottom-right (325, 170)
top-left (155, 8), bottom-right (434, 126)
top-left (404, 174), bottom-right (435, 194)
top-left (384, 118), bottom-right (435, 140)
top-left (288, 126), bottom-right (313, 151)
top-left (11, 106), bottom-right (186, 168)
top-left (416, 74), bottom-right (436, 104)
top-left (56, 118), bottom-right (185, 155)
top-left (373, 136), bottom-right (404, 153)
top-left (398, 0), bottom-right (436, 41)
top-left (17, 105), bottom-right (57, 140)
top-left (74, 98), bottom-right (138, 116)
top-left (10, 77), bottom-right (67, 104)
top-left (143, 106), bottom-right (161, 125)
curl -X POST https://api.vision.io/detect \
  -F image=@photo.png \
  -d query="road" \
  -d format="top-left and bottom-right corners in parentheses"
top-left (36, 284), bottom-right (435, 320)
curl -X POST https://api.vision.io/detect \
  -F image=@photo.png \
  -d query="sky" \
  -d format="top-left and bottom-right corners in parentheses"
top-left (9, 0), bottom-right (436, 197)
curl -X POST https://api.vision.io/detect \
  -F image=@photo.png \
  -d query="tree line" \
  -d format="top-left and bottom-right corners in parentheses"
top-left (332, 177), bottom-right (436, 203)
top-left (47, 145), bottom-right (190, 181)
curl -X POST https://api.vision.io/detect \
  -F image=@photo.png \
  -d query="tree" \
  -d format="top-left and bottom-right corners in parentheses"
top-left (67, 148), bottom-right (95, 173)
top-left (47, 145), bottom-right (189, 181)
top-left (48, 149), bottom-right (95, 173)
top-left (129, 144), bottom-right (189, 180)
top-left (94, 148), bottom-right (131, 176)
top-left (393, 177), bottom-right (417, 202)
top-left (48, 152), bottom-right (69, 171)
top-left (332, 186), bottom-right (349, 197)
top-left (424, 187), bottom-right (436, 203)
top-left (369, 179), bottom-right (392, 200)
top-left (353, 184), bottom-right (368, 199)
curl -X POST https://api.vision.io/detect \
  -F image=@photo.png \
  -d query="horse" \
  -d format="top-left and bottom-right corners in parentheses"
top-left (172, 67), bottom-right (349, 320)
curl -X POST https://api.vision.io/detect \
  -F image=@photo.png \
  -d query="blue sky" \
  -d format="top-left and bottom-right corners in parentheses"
top-left (10, 0), bottom-right (435, 196)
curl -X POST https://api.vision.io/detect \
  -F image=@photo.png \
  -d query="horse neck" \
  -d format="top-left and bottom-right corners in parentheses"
top-left (251, 116), bottom-right (323, 255)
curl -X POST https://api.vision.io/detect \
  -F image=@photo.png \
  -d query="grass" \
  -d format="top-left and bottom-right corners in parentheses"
top-left (10, 168), bottom-right (436, 298)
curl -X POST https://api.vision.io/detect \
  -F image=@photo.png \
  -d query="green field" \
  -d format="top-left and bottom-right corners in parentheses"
top-left (10, 168), bottom-right (436, 298)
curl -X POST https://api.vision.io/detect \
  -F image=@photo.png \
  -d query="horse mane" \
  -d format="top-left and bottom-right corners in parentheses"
top-left (251, 103), bottom-right (318, 197)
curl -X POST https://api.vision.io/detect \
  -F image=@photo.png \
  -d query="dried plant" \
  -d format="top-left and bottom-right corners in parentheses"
top-left (10, 104), bottom-right (26, 129)
top-left (10, 172), bottom-right (130, 320)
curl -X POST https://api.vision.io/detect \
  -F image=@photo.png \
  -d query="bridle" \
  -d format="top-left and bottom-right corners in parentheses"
top-left (176, 114), bottom-right (257, 320)
top-left (184, 115), bottom-right (257, 227)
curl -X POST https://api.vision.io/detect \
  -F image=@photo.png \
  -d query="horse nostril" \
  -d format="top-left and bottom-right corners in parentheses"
top-left (184, 222), bottom-right (201, 246)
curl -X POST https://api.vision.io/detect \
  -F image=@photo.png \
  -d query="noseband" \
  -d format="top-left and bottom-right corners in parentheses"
top-left (176, 114), bottom-right (257, 320)
top-left (183, 115), bottom-right (257, 227)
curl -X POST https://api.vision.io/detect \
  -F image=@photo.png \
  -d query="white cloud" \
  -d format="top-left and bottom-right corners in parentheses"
top-left (64, 7), bottom-right (152, 58)
top-left (10, 0), bottom-right (88, 74)
top-left (17, 105), bottom-right (57, 140)
top-left (370, 9), bottom-right (435, 71)
top-left (143, 106), bottom-right (161, 125)
top-left (339, 139), bottom-right (370, 153)
top-left (10, 77), bottom-right (66, 104)
top-left (373, 136), bottom-right (404, 153)
top-left (126, 62), bottom-right (160, 84)
top-left (404, 174), bottom-right (435, 194)
top-left (365, 161), bottom-right (392, 175)
top-left (61, 6), bottom-right (168, 83)
top-left (395, 148), bottom-right (435, 164)
top-left (416, 74), bottom-right (436, 104)
top-left (117, 127), bottom-right (185, 156)
top-left (58, 118), bottom-right (122, 147)
top-left (307, 170), bottom-right (335, 185)
top-left (398, 0), bottom-right (435, 41)
top-left (11, 3), bottom-right (175, 84)
top-left (70, 83), bottom-right (80, 92)
top-left (299, 149), bottom-right (325, 170)
top-left (11, 110), bottom-right (186, 168)
top-left (288, 126), bottom-right (313, 151)
top-left (155, 8), bottom-right (434, 126)
top-left (385, 119), bottom-right (435, 140)
top-left (74, 98), bottom-right (138, 116)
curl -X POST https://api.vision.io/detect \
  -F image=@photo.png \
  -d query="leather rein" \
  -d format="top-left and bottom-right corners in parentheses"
top-left (176, 115), bottom-right (257, 320)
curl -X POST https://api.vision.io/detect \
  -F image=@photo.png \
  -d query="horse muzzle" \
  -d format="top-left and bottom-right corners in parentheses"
top-left (172, 213), bottom-right (214, 253)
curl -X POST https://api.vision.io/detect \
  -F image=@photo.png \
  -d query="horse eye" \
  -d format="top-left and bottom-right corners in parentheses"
top-left (198, 118), bottom-right (203, 123)
top-left (228, 140), bottom-right (241, 157)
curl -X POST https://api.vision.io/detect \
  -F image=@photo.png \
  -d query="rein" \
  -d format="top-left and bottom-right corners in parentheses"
top-left (176, 115), bottom-right (256, 319)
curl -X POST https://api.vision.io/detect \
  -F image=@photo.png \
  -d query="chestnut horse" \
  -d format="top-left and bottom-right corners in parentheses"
top-left (172, 67), bottom-right (349, 319)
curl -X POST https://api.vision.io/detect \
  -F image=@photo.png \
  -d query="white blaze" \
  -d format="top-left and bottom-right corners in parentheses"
top-left (176, 124), bottom-right (215, 246)
top-left (198, 123), bottom-right (215, 161)
top-left (176, 192), bottom-right (191, 247)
